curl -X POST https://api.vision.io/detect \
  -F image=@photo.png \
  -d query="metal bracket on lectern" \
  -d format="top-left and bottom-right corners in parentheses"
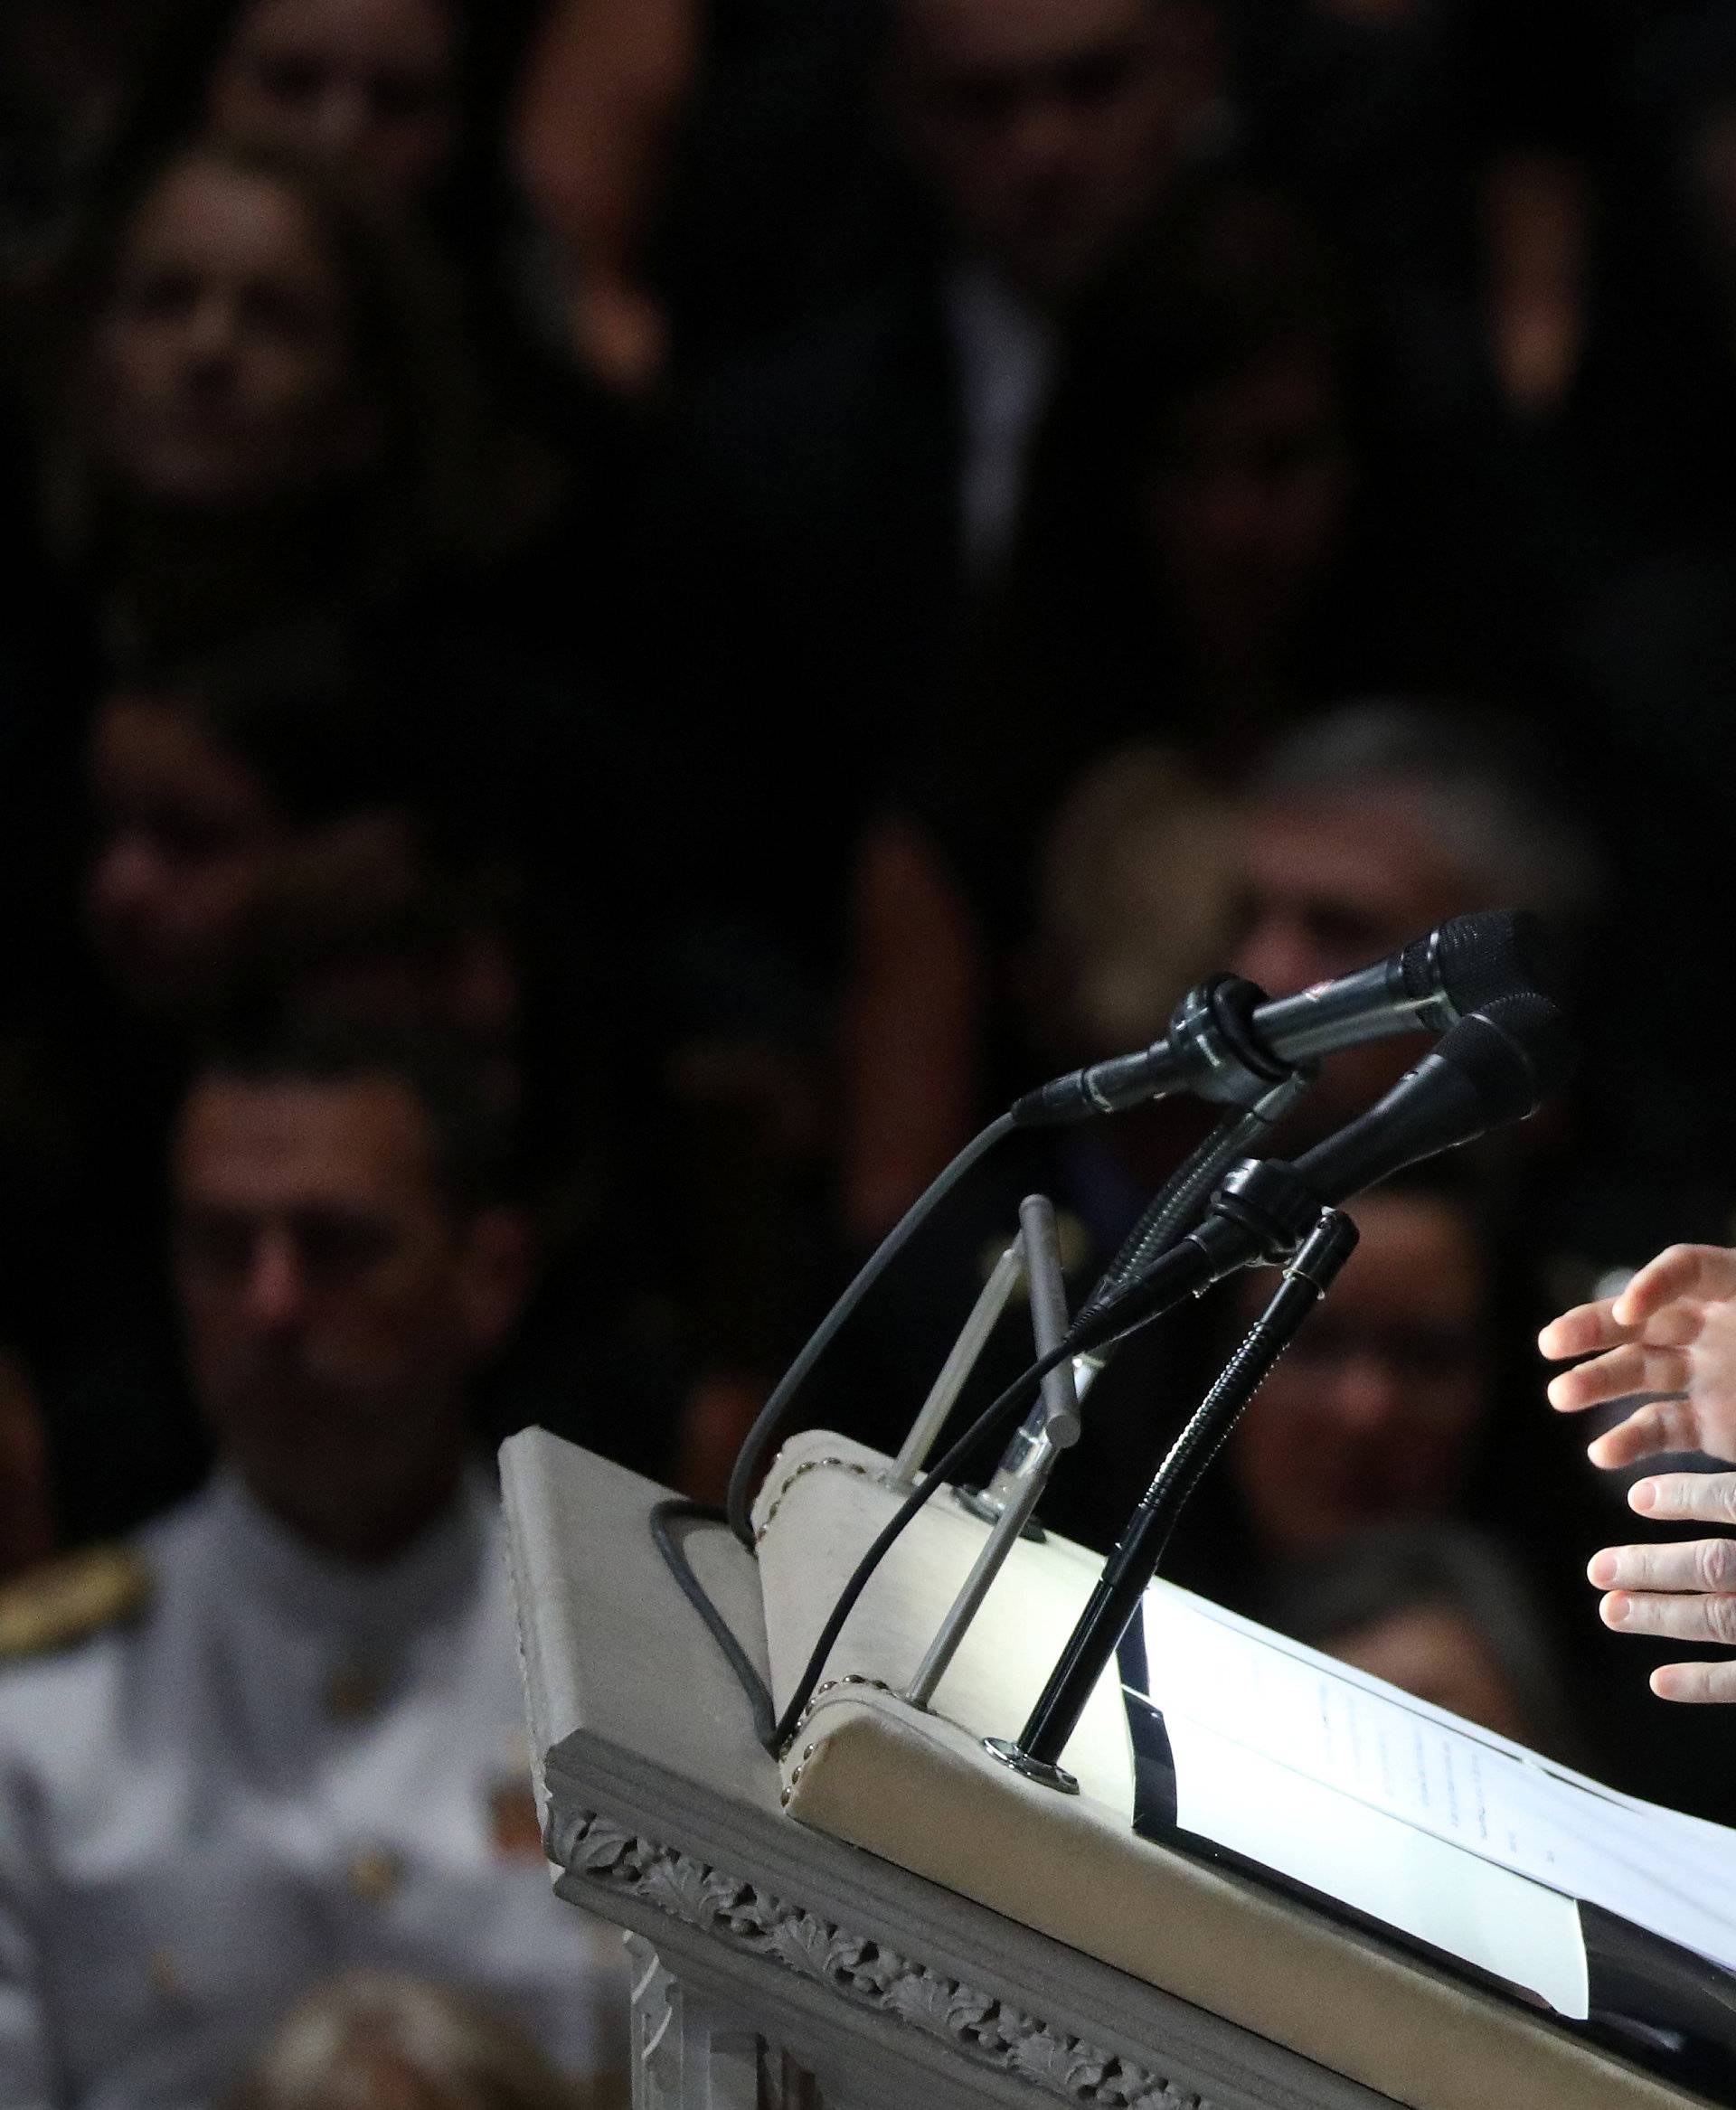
top-left (881, 1239), bottom-right (1024, 1498)
top-left (901, 1195), bottom-right (1083, 1712)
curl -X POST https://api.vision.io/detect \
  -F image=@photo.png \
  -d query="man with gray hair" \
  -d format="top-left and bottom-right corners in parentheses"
top-left (1225, 696), bottom-right (1604, 1132)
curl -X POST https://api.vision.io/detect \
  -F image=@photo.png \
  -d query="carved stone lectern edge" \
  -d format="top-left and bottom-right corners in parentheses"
top-left (508, 1431), bottom-right (1401, 2110)
top-left (547, 1798), bottom-right (1210, 2110)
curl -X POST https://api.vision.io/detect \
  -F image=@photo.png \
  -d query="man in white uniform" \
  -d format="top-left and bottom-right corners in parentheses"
top-left (0, 1031), bottom-right (621, 2107)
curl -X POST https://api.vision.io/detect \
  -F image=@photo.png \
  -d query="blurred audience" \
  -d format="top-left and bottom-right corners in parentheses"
top-left (0, 1030), bottom-right (625, 2103)
top-left (227, 1970), bottom-right (609, 2110)
top-left (202, 0), bottom-right (468, 206)
top-left (844, 741), bottom-right (1230, 1245)
top-left (2, 621), bottom-right (676, 1551)
top-left (1219, 1181), bottom-right (1502, 1569)
top-left (818, 746), bottom-right (1238, 1539)
top-left (844, 695), bottom-right (1597, 1242)
top-left (4, 0), bottom-right (1736, 1913)
top-left (86, 647), bottom-right (433, 1026)
top-left (1224, 699), bottom-right (1603, 1131)
top-left (1277, 1521), bottom-right (1582, 1758)
top-left (31, 136), bottom-right (530, 664)
top-left (101, 0), bottom-right (552, 338)
top-left (662, 0), bottom-right (1231, 970)
top-left (1161, 1174), bottom-right (1606, 1764)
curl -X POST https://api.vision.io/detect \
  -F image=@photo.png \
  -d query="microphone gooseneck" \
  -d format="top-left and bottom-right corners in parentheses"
top-left (1066, 992), bottom-right (1574, 1355)
top-left (995, 990), bottom-right (1576, 1784)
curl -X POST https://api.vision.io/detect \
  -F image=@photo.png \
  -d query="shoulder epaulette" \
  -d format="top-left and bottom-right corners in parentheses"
top-left (0, 1546), bottom-right (153, 1663)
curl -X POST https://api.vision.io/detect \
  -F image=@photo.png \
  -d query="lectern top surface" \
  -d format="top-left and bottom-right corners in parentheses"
top-left (502, 1427), bottom-right (1715, 2110)
top-left (753, 1427), bottom-right (1716, 2110)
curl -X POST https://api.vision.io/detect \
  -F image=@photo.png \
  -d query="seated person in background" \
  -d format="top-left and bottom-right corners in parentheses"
top-left (1224, 702), bottom-right (1736, 1284)
top-left (5, 638), bottom-right (485, 1545)
top-left (18, 631), bottom-right (680, 1549)
top-left (1222, 698), bottom-right (1603, 1139)
top-left (1170, 1167), bottom-right (1603, 1772)
top-left (844, 738), bottom-right (1234, 1263)
top-left (102, 0), bottom-right (557, 390)
top-left (1217, 1178), bottom-right (1498, 1571)
top-left (31, 133), bottom-right (548, 665)
top-left (665, 0), bottom-right (1230, 992)
top-left (1272, 1521), bottom-right (1583, 1759)
top-left (85, 643), bottom-right (433, 1032)
top-left (810, 747), bottom-right (1248, 1548)
top-left (0, 1029), bottom-right (625, 2105)
top-left (843, 693), bottom-right (1599, 1245)
top-left (227, 1969), bottom-right (594, 2110)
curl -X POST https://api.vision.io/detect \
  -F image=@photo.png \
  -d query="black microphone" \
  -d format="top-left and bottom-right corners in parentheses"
top-left (1067, 992), bottom-right (1573, 1353)
top-left (1012, 909), bottom-right (1554, 1126)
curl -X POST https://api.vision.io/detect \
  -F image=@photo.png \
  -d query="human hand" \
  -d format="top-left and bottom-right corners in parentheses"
top-left (1588, 1473), bottom-right (1736, 1701)
top-left (1539, 1244), bottom-right (1736, 1468)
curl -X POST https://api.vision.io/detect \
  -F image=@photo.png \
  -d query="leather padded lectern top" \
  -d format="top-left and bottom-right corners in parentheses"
top-left (756, 1430), bottom-right (1710, 2110)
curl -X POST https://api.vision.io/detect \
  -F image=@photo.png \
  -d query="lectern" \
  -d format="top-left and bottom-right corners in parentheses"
top-left (502, 1426), bottom-right (1712, 2110)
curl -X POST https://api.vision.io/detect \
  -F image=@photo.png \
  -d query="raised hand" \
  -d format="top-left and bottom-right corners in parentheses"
top-left (1539, 1244), bottom-right (1736, 1468)
top-left (1588, 1473), bottom-right (1736, 1702)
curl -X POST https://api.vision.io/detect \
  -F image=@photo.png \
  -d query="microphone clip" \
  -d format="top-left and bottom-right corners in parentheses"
top-left (1204, 1156), bottom-right (1335, 1269)
top-left (1163, 975), bottom-right (1304, 1109)
top-left (1011, 975), bottom-right (1307, 1127)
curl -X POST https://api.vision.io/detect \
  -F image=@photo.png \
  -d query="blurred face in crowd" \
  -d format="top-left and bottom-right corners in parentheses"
top-left (90, 153), bottom-right (373, 509)
top-left (1224, 781), bottom-right (1479, 1120)
top-left (1325, 1599), bottom-right (1533, 1743)
top-left (1229, 1192), bottom-right (1491, 1558)
top-left (211, 0), bottom-right (460, 203)
top-left (891, 0), bottom-right (1219, 304)
top-left (174, 1070), bottom-right (526, 1559)
top-left (1226, 784), bottom-right (1472, 1001)
top-left (87, 692), bottom-right (422, 1019)
top-left (286, 914), bottom-right (525, 1112)
top-left (88, 692), bottom-right (288, 1013)
top-left (1142, 343), bottom-right (1353, 670)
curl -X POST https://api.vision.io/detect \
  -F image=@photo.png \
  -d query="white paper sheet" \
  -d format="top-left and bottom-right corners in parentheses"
top-left (1148, 1700), bottom-right (1591, 2017)
top-left (1138, 1585), bottom-right (1736, 1983)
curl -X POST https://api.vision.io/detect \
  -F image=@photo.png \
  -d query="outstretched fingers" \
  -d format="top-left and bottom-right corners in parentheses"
top-left (1599, 1588), bottom-right (1736, 1645)
top-left (1628, 1473), bottom-right (1736, 1525)
top-left (1546, 1342), bottom-right (1692, 1417)
top-left (1588, 1536), bottom-right (1736, 1594)
top-left (1586, 1395), bottom-right (1701, 1468)
top-left (1651, 1661), bottom-right (1736, 1703)
top-left (1538, 1298), bottom-right (1632, 1362)
top-left (1613, 1246), bottom-right (1736, 1329)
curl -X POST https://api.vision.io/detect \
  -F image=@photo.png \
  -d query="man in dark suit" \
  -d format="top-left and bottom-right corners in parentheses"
top-left (665, 0), bottom-right (1227, 968)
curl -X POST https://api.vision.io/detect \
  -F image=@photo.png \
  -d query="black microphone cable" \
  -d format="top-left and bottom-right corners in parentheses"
top-left (657, 1110), bottom-right (1024, 1755)
top-left (667, 994), bottom-right (1572, 1755)
top-left (648, 1496), bottom-right (778, 1749)
top-left (657, 1292), bottom-right (1179, 1757)
top-left (723, 1111), bottom-right (1015, 1549)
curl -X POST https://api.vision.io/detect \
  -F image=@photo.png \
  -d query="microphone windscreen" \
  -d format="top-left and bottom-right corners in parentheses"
top-left (1399, 909), bottom-right (1559, 1013)
top-left (1438, 992), bottom-right (1576, 1126)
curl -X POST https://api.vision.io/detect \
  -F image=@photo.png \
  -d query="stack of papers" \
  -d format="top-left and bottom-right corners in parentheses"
top-left (1128, 1586), bottom-right (1736, 2021)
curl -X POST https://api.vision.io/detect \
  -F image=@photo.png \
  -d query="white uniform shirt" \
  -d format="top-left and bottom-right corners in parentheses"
top-left (0, 1471), bottom-right (619, 2109)
top-left (942, 263), bottom-right (1058, 578)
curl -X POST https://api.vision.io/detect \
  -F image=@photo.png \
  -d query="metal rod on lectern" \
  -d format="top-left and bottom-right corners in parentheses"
top-left (958, 1072), bottom-right (1311, 1531)
top-left (905, 1196), bottom-right (1082, 1710)
top-left (883, 1241), bottom-right (1025, 1493)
